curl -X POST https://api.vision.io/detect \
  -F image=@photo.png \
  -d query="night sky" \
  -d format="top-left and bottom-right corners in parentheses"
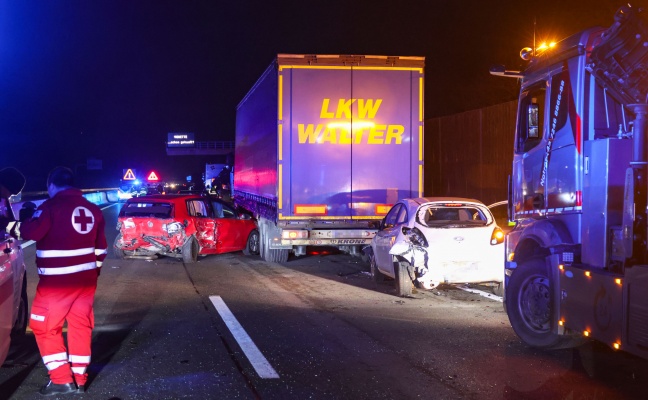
top-left (0, 0), bottom-right (640, 191)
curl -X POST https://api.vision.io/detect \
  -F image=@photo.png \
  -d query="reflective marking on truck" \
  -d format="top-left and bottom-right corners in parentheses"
top-left (282, 239), bottom-right (371, 246)
top-left (279, 65), bottom-right (424, 73)
top-left (278, 215), bottom-right (384, 220)
top-left (517, 206), bottom-right (582, 216)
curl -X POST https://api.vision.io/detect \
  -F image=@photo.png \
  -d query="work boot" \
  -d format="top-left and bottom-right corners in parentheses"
top-left (39, 381), bottom-right (77, 396)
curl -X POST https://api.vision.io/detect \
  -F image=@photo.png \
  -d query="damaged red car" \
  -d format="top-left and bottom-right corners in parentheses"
top-left (114, 194), bottom-right (259, 262)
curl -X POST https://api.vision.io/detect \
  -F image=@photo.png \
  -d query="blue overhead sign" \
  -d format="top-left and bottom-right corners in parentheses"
top-left (167, 132), bottom-right (195, 148)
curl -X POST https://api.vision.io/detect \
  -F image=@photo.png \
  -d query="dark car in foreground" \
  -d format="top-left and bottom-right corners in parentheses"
top-left (115, 194), bottom-right (259, 262)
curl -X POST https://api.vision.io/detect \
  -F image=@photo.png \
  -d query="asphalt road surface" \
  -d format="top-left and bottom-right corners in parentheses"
top-left (1, 203), bottom-right (646, 399)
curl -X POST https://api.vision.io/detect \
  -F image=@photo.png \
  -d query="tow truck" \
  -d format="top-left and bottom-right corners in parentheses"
top-left (491, 4), bottom-right (648, 359)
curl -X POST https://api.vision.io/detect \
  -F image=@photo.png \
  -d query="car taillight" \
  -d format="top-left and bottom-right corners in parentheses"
top-left (490, 227), bottom-right (505, 245)
top-left (402, 226), bottom-right (428, 247)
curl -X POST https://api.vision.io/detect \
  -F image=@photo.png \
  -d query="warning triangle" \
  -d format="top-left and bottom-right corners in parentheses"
top-left (147, 171), bottom-right (159, 181)
top-left (123, 169), bottom-right (136, 180)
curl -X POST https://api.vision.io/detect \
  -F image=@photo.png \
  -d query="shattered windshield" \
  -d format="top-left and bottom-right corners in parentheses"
top-left (417, 205), bottom-right (489, 228)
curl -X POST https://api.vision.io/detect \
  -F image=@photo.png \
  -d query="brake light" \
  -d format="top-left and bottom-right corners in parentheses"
top-left (490, 227), bottom-right (505, 245)
top-left (282, 230), bottom-right (309, 239)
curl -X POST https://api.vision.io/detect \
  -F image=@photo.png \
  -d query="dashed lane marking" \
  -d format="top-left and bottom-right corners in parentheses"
top-left (209, 295), bottom-right (280, 379)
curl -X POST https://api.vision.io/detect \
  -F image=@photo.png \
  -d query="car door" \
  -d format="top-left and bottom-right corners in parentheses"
top-left (213, 202), bottom-right (248, 253)
top-left (0, 231), bottom-right (22, 365)
top-left (186, 199), bottom-right (218, 253)
top-left (373, 203), bottom-right (407, 275)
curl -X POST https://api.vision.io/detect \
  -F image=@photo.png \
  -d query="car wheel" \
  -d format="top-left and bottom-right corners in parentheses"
top-left (506, 258), bottom-right (582, 349)
top-left (10, 275), bottom-right (28, 340)
top-left (182, 236), bottom-right (199, 263)
top-left (395, 260), bottom-right (413, 297)
top-left (243, 229), bottom-right (260, 256)
top-left (369, 252), bottom-right (385, 283)
top-left (113, 234), bottom-right (126, 259)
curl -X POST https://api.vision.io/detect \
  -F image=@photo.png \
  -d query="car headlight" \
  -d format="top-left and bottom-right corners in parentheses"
top-left (490, 227), bottom-right (505, 245)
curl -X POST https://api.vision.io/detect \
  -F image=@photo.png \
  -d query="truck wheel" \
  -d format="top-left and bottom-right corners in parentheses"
top-left (113, 234), bottom-right (126, 259)
top-left (370, 252), bottom-right (385, 283)
top-left (11, 275), bottom-right (28, 339)
top-left (506, 258), bottom-right (581, 349)
top-left (182, 236), bottom-right (199, 263)
top-left (243, 229), bottom-right (260, 256)
top-left (395, 261), bottom-right (413, 297)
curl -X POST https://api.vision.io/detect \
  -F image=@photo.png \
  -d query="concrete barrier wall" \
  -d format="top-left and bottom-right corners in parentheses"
top-left (9, 190), bottom-right (118, 220)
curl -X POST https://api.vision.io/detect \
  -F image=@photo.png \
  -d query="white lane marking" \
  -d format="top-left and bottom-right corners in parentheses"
top-left (209, 295), bottom-right (280, 379)
top-left (19, 203), bottom-right (119, 249)
top-left (457, 286), bottom-right (503, 302)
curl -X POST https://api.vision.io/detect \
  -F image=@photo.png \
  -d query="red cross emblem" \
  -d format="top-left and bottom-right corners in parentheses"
top-left (72, 207), bottom-right (94, 234)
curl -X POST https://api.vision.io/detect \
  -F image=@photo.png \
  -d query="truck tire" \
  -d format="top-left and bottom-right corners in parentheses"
top-left (113, 234), bottom-right (126, 259)
top-left (243, 229), bottom-right (260, 256)
top-left (10, 275), bottom-right (28, 340)
top-left (395, 261), bottom-right (413, 297)
top-left (369, 252), bottom-right (386, 283)
top-left (506, 258), bottom-right (582, 349)
top-left (182, 236), bottom-right (199, 263)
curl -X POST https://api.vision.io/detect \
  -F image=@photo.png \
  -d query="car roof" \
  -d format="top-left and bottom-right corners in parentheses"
top-left (126, 194), bottom-right (203, 203)
top-left (403, 197), bottom-right (486, 206)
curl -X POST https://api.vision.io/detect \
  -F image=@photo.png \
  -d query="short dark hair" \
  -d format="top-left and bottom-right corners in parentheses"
top-left (47, 166), bottom-right (75, 188)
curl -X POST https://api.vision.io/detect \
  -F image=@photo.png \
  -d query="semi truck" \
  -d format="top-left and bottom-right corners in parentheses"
top-left (491, 4), bottom-right (648, 359)
top-left (233, 54), bottom-right (425, 263)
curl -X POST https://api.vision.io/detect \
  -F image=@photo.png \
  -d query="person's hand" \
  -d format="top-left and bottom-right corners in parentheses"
top-left (19, 202), bottom-right (37, 221)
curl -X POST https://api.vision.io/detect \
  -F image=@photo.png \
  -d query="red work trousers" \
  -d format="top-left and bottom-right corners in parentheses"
top-left (29, 278), bottom-right (96, 386)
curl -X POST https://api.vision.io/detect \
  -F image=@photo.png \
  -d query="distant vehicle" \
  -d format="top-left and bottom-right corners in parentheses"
top-left (114, 194), bottom-right (259, 262)
top-left (117, 184), bottom-right (135, 201)
top-left (367, 197), bottom-right (505, 296)
top-left (234, 54), bottom-right (425, 263)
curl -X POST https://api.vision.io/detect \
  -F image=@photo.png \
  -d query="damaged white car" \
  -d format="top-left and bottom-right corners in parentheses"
top-left (368, 197), bottom-right (505, 296)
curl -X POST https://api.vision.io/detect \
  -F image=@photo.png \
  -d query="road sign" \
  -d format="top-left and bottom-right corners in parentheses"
top-left (147, 171), bottom-right (159, 181)
top-left (123, 169), bottom-right (137, 180)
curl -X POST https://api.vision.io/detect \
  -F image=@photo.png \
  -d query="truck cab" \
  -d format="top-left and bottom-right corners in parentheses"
top-left (492, 5), bottom-right (648, 359)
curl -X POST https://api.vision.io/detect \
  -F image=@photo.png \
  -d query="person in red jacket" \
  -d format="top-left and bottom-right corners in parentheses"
top-left (19, 167), bottom-right (107, 396)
